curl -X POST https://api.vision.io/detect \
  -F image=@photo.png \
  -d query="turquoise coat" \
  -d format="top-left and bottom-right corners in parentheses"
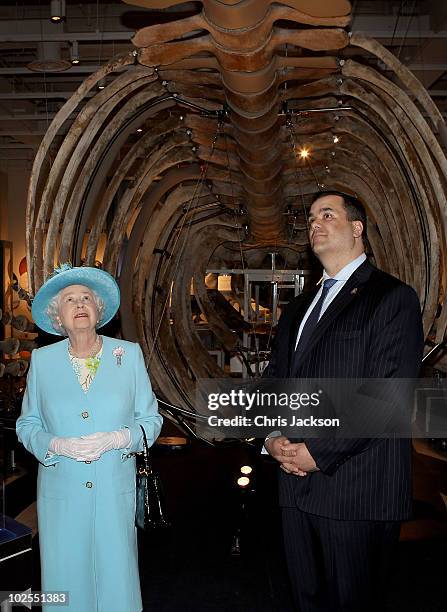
top-left (16, 336), bottom-right (163, 612)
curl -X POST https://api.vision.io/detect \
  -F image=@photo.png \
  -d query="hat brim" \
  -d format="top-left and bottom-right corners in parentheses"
top-left (32, 267), bottom-right (120, 335)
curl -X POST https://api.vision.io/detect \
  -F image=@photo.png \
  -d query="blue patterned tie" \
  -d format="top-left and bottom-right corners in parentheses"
top-left (291, 278), bottom-right (338, 374)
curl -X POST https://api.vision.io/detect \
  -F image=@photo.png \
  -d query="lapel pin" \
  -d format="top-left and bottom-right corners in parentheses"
top-left (113, 346), bottom-right (125, 366)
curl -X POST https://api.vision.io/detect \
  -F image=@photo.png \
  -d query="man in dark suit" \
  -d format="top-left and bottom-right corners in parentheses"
top-left (264, 191), bottom-right (424, 611)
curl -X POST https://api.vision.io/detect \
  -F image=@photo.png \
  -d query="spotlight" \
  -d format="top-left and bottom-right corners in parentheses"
top-left (237, 476), bottom-right (250, 488)
top-left (27, 42), bottom-right (70, 72)
top-left (333, 135), bottom-right (340, 144)
top-left (136, 128), bottom-right (143, 133)
top-left (240, 465), bottom-right (252, 475)
top-left (299, 148), bottom-right (309, 159)
top-left (50, 0), bottom-right (66, 23)
top-left (70, 41), bottom-right (80, 65)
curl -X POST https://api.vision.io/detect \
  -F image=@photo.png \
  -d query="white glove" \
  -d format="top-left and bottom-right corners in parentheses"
top-left (80, 429), bottom-right (131, 460)
top-left (49, 436), bottom-right (98, 461)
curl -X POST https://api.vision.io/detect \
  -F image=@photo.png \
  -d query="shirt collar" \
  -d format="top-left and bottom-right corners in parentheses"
top-left (322, 252), bottom-right (367, 283)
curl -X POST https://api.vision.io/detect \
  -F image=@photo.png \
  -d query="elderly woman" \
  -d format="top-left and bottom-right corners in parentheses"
top-left (16, 264), bottom-right (162, 612)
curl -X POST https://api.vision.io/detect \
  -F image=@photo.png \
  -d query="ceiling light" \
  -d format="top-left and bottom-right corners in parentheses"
top-left (27, 42), bottom-right (71, 73)
top-left (136, 128), bottom-right (143, 133)
top-left (70, 41), bottom-right (80, 65)
top-left (299, 148), bottom-right (309, 159)
top-left (240, 465), bottom-right (252, 475)
top-left (98, 78), bottom-right (106, 90)
top-left (50, 0), bottom-right (66, 23)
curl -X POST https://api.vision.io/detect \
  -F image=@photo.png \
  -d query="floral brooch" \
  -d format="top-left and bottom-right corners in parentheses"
top-left (113, 346), bottom-right (125, 366)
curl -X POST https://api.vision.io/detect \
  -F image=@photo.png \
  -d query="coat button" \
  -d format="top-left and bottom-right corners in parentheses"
top-left (86, 481), bottom-right (93, 488)
top-left (81, 411), bottom-right (89, 419)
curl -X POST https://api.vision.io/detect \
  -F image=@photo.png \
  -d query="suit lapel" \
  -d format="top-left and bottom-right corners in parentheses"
top-left (294, 260), bottom-right (374, 369)
top-left (287, 289), bottom-right (318, 375)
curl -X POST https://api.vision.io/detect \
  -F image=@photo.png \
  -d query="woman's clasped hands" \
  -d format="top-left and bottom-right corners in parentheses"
top-left (49, 429), bottom-right (131, 462)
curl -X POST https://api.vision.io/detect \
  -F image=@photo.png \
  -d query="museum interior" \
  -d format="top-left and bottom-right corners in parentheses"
top-left (0, 0), bottom-right (446, 610)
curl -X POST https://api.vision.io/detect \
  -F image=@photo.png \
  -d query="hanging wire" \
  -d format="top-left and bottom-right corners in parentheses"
top-left (36, 0), bottom-right (52, 166)
top-left (264, 113), bottom-right (309, 354)
top-left (221, 112), bottom-right (247, 274)
top-left (286, 114), bottom-right (308, 226)
top-left (147, 118), bottom-right (222, 365)
top-left (415, 0), bottom-right (430, 121)
top-left (390, 0), bottom-right (405, 48)
top-left (221, 110), bottom-right (264, 375)
top-left (396, 0), bottom-right (417, 60)
top-left (96, 0), bottom-right (104, 71)
top-left (305, 154), bottom-right (322, 194)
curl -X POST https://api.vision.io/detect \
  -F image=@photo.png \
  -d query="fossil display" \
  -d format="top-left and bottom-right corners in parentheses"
top-left (26, 0), bottom-right (447, 411)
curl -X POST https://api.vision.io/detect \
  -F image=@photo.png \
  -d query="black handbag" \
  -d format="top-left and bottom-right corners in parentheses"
top-left (135, 425), bottom-right (170, 530)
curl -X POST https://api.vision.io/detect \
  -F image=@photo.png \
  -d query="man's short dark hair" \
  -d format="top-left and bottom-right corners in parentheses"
top-left (310, 190), bottom-right (368, 246)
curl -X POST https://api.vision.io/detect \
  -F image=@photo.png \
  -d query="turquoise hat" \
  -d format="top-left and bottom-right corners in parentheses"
top-left (31, 263), bottom-right (120, 335)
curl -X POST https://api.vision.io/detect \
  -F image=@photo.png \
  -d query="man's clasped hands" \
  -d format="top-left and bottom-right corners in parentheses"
top-left (265, 436), bottom-right (320, 477)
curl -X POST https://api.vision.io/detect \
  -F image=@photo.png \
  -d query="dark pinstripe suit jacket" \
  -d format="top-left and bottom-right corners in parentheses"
top-left (266, 259), bottom-right (424, 521)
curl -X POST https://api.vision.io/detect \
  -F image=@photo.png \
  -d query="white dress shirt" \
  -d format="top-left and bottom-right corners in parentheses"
top-left (263, 252), bottom-right (367, 452)
top-left (295, 252), bottom-right (367, 349)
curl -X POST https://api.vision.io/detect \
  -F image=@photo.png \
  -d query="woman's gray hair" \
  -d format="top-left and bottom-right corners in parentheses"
top-left (47, 288), bottom-right (106, 335)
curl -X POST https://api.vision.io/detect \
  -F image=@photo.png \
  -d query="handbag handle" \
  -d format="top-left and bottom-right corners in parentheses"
top-left (138, 424), bottom-right (153, 476)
